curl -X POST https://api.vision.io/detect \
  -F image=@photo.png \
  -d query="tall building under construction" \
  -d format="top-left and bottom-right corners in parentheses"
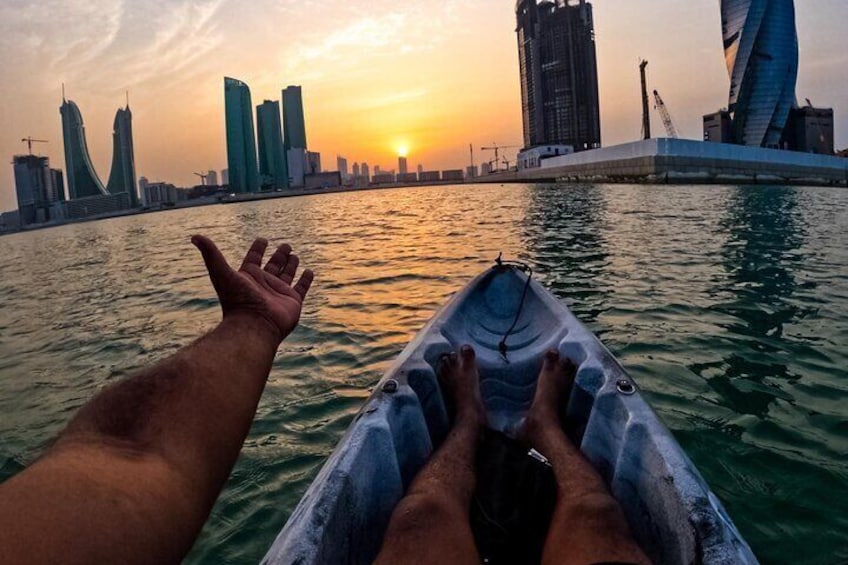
top-left (516, 0), bottom-right (601, 152)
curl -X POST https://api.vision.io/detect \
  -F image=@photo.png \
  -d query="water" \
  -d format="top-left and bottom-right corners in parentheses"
top-left (0, 183), bottom-right (846, 564)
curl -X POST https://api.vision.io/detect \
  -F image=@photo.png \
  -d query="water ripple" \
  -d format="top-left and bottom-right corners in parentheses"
top-left (0, 183), bottom-right (846, 564)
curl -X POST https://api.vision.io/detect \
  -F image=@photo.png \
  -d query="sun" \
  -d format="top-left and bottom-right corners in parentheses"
top-left (397, 145), bottom-right (409, 158)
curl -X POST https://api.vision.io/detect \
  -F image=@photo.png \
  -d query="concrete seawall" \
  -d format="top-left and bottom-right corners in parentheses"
top-left (485, 139), bottom-right (848, 186)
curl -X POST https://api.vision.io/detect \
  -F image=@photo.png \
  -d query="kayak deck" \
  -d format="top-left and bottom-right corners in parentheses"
top-left (262, 266), bottom-right (757, 564)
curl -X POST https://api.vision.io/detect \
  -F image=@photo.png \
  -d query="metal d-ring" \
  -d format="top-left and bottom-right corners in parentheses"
top-left (616, 379), bottom-right (636, 395)
top-left (382, 379), bottom-right (399, 394)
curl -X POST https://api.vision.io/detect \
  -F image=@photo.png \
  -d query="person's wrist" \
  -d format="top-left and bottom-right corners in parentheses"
top-left (221, 310), bottom-right (286, 346)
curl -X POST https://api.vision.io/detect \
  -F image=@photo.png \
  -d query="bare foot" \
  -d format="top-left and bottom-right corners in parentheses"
top-left (520, 349), bottom-right (576, 447)
top-left (438, 345), bottom-right (486, 427)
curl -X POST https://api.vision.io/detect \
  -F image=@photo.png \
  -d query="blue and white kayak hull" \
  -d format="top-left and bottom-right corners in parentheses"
top-left (262, 265), bottom-right (758, 565)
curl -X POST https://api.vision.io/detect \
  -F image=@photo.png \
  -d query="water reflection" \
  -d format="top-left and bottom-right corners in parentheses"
top-left (522, 184), bottom-right (611, 329)
top-left (699, 186), bottom-right (808, 417)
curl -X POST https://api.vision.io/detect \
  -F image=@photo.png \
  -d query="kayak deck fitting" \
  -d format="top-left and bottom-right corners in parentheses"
top-left (262, 264), bottom-right (758, 564)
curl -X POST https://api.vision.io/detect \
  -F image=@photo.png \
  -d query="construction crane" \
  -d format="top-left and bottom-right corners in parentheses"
top-left (652, 90), bottom-right (679, 138)
top-left (193, 172), bottom-right (208, 186)
top-left (639, 60), bottom-right (651, 140)
top-left (481, 144), bottom-right (520, 172)
top-left (21, 137), bottom-right (48, 155)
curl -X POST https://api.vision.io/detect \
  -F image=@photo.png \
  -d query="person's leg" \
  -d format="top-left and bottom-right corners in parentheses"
top-left (374, 345), bottom-right (484, 565)
top-left (522, 350), bottom-right (651, 565)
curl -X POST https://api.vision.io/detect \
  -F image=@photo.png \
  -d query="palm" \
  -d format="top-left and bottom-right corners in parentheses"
top-left (192, 236), bottom-right (314, 341)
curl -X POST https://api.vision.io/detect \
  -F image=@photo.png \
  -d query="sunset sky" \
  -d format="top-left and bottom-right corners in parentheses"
top-left (0, 0), bottom-right (846, 211)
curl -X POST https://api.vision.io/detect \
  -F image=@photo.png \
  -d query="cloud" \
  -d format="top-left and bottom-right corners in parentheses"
top-left (0, 0), bottom-right (226, 94)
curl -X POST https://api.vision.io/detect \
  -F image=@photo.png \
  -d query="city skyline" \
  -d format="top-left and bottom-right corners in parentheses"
top-left (1, 0), bottom-right (847, 210)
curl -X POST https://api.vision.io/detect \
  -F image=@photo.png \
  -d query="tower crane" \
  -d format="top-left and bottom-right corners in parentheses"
top-left (652, 90), bottom-right (679, 139)
top-left (21, 137), bottom-right (48, 155)
top-left (481, 144), bottom-right (520, 172)
top-left (639, 60), bottom-right (651, 140)
top-left (194, 172), bottom-right (209, 186)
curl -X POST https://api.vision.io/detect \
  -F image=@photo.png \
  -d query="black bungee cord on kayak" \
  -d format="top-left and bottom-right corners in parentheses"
top-left (494, 253), bottom-right (533, 362)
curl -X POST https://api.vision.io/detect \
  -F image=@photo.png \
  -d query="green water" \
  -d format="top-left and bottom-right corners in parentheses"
top-left (0, 183), bottom-right (845, 564)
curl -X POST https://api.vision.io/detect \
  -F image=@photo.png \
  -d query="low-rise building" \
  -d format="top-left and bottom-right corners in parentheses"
top-left (65, 193), bottom-right (131, 219)
top-left (397, 172), bottom-right (418, 183)
top-left (782, 106), bottom-right (835, 155)
top-left (304, 171), bottom-right (341, 189)
top-left (419, 171), bottom-right (440, 182)
top-left (372, 173), bottom-right (395, 185)
top-left (517, 145), bottom-right (574, 170)
top-left (307, 151), bottom-right (322, 174)
top-left (703, 111), bottom-right (734, 144)
top-left (141, 181), bottom-right (178, 207)
top-left (441, 169), bottom-right (464, 181)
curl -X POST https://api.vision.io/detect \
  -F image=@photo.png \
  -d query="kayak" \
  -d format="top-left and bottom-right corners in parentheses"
top-left (262, 262), bottom-right (758, 564)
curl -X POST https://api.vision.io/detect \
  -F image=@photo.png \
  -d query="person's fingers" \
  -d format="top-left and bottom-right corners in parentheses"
top-left (264, 243), bottom-right (293, 275)
top-left (280, 254), bottom-right (300, 285)
top-left (191, 235), bottom-right (232, 282)
top-left (240, 238), bottom-right (269, 270)
top-left (293, 269), bottom-right (314, 300)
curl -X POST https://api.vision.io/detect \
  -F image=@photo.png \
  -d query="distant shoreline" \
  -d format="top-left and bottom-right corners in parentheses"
top-left (0, 180), bottom-right (473, 237)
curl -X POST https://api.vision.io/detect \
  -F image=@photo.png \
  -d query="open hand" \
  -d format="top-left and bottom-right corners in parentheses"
top-left (192, 235), bottom-right (314, 343)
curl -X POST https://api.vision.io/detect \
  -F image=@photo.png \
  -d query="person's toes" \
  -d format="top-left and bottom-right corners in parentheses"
top-left (543, 348), bottom-right (560, 370)
top-left (459, 344), bottom-right (476, 369)
top-left (439, 351), bottom-right (458, 377)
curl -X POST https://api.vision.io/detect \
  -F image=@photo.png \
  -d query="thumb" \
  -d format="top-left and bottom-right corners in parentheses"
top-left (191, 235), bottom-right (233, 283)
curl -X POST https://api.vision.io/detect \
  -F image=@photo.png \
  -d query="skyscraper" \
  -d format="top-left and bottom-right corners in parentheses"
top-left (105, 104), bottom-right (139, 207)
top-left (207, 170), bottom-right (218, 186)
top-left (282, 86), bottom-right (308, 150)
top-left (398, 156), bottom-right (408, 175)
top-left (61, 98), bottom-right (108, 199)
top-left (721, 0), bottom-right (799, 147)
top-left (256, 100), bottom-right (289, 190)
top-left (13, 155), bottom-right (51, 224)
top-left (516, 0), bottom-right (601, 151)
top-left (337, 156), bottom-right (349, 177)
top-left (361, 162), bottom-right (370, 182)
top-left (225, 77), bottom-right (260, 193)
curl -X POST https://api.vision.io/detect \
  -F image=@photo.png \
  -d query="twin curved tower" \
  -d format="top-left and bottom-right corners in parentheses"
top-left (721, 0), bottom-right (798, 147)
top-left (60, 98), bottom-right (139, 206)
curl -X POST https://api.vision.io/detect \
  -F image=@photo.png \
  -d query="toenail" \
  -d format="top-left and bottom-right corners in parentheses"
top-left (546, 349), bottom-right (559, 360)
top-left (461, 345), bottom-right (474, 355)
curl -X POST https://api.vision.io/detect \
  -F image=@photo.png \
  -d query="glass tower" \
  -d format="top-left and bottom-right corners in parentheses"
top-left (721, 0), bottom-right (798, 147)
top-left (106, 105), bottom-right (139, 207)
top-left (225, 77), bottom-right (261, 193)
top-left (60, 99), bottom-right (108, 199)
top-left (256, 100), bottom-right (290, 190)
top-left (282, 86), bottom-right (308, 150)
top-left (515, 0), bottom-right (601, 151)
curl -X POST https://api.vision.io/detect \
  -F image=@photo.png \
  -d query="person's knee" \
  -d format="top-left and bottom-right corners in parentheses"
top-left (565, 492), bottom-right (627, 525)
top-left (386, 493), bottom-right (461, 535)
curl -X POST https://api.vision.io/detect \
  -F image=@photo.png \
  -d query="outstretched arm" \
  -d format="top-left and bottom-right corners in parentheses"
top-left (0, 236), bottom-right (313, 565)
